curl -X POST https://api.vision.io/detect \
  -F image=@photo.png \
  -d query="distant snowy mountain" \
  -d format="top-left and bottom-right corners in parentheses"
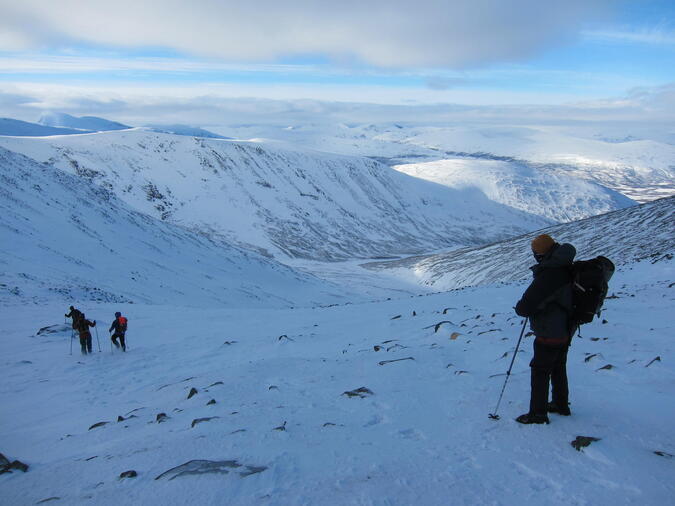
top-left (0, 130), bottom-right (550, 261)
top-left (0, 118), bottom-right (84, 137)
top-left (39, 112), bottom-right (130, 132)
top-left (0, 146), bottom-right (351, 307)
top-left (224, 122), bottom-right (675, 203)
top-left (143, 124), bottom-right (229, 139)
top-left (394, 158), bottom-right (635, 223)
top-left (364, 196), bottom-right (675, 290)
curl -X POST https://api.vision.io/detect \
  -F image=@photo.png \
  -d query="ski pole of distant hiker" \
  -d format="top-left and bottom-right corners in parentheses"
top-left (95, 325), bottom-right (101, 352)
top-left (110, 331), bottom-right (114, 354)
top-left (69, 329), bottom-right (73, 355)
top-left (489, 317), bottom-right (528, 420)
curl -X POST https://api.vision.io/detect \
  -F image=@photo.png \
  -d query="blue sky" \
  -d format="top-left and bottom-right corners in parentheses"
top-left (0, 0), bottom-right (673, 123)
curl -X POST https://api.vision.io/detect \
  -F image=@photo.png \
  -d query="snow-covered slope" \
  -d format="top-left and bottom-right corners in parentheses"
top-left (38, 112), bottom-right (130, 132)
top-left (364, 196), bottom-right (675, 290)
top-left (0, 118), bottom-right (84, 137)
top-left (0, 130), bottom-right (550, 261)
top-left (143, 124), bottom-right (228, 139)
top-left (0, 146), bottom-right (352, 307)
top-left (1, 257), bottom-right (672, 505)
top-left (394, 158), bottom-right (635, 222)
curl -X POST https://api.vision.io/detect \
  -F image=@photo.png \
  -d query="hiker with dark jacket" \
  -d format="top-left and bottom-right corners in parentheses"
top-left (65, 306), bottom-right (83, 329)
top-left (514, 234), bottom-right (576, 424)
top-left (109, 312), bottom-right (127, 351)
top-left (75, 314), bottom-right (96, 355)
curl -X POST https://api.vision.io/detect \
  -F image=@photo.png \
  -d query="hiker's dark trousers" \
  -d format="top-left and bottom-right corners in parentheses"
top-left (529, 341), bottom-right (569, 415)
top-left (111, 333), bottom-right (126, 350)
top-left (80, 335), bottom-right (92, 354)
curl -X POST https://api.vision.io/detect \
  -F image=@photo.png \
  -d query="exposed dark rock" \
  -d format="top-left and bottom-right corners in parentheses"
top-left (117, 414), bottom-right (138, 422)
top-left (222, 341), bottom-right (237, 345)
top-left (373, 345), bottom-right (382, 351)
top-left (36, 497), bottom-right (61, 504)
top-left (156, 413), bottom-right (169, 423)
top-left (342, 387), bottom-right (374, 398)
top-left (88, 421), bottom-right (109, 430)
top-left (378, 357), bottom-right (415, 366)
top-left (646, 356), bottom-right (661, 367)
top-left (207, 381), bottom-right (224, 388)
top-left (323, 422), bottom-right (336, 427)
top-left (390, 315), bottom-right (401, 320)
top-left (207, 399), bottom-right (216, 405)
top-left (596, 364), bottom-right (614, 371)
top-left (187, 387), bottom-right (198, 399)
top-left (0, 453), bottom-right (28, 474)
top-left (192, 417), bottom-right (219, 428)
top-left (426, 321), bottom-right (454, 333)
top-left (571, 436), bottom-right (601, 451)
top-left (584, 353), bottom-right (600, 362)
top-left (654, 450), bottom-right (673, 458)
top-left (273, 421), bottom-right (287, 431)
top-left (240, 466), bottom-right (267, 477)
top-left (155, 460), bottom-right (241, 480)
top-left (454, 370), bottom-right (469, 375)
top-left (478, 329), bottom-right (500, 335)
top-left (119, 470), bottom-right (137, 479)
top-left (268, 385), bottom-right (279, 390)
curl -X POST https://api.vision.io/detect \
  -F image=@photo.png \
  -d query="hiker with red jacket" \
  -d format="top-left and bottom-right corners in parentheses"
top-left (75, 314), bottom-right (96, 355)
top-left (514, 234), bottom-right (576, 424)
top-left (109, 312), bottom-right (128, 351)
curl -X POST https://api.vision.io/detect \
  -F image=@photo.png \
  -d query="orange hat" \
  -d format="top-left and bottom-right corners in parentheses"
top-left (531, 234), bottom-right (555, 255)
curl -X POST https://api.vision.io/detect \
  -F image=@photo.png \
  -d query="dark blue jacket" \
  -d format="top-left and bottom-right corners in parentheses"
top-left (516, 243), bottom-right (576, 346)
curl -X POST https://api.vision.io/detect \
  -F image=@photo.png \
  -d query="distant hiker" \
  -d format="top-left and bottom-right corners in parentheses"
top-left (514, 234), bottom-right (576, 424)
top-left (65, 306), bottom-right (83, 329)
top-left (75, 314), bottom-right (96, 355)
top-left (109, 312), bottom-right (128, 351)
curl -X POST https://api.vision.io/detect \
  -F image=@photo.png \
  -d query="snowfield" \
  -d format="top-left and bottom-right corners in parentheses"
top-left (1, 115), bottom-right (673, 505)
top-left (393, 158), bottom-right (635, 223)
top-left (1, 258), bottom-right (673, 505)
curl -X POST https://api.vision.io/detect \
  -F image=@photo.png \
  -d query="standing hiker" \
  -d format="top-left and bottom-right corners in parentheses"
top-left (65, 306), bottom-right (83, 329)
top-left (109, 312), bottom-right (128, 351)
top-left (514, 234), bottom-right (576, 424)
top-left (75, 314), bottom-right (96, 355)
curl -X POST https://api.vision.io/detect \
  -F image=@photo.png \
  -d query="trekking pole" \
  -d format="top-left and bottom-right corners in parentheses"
top-left (95, 326), bottom-right (101, 352)
top-left (489, 318), bottom-right (528, 420)
top-left (110, 331), bottom-right (114, 354)
top-left (69, 329), bottom-right (73, 355)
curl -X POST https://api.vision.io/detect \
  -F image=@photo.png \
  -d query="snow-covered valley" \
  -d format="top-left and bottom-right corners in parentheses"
top-left (1, 115), bottom-right (674, 505)
top-left (0, 130), bottom-right (551, 262)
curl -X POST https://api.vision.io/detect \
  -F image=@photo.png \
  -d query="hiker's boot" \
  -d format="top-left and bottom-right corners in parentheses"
top-left (516, 412), bottom-right (550, 425)
top-left (547, 402), bottom-right (571, 416)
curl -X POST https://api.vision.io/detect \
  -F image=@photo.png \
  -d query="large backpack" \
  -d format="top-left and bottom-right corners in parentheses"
top-left (118, 316), bottom-right (128, 332)
top-left (570, 256), bottom-right (615, 325)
